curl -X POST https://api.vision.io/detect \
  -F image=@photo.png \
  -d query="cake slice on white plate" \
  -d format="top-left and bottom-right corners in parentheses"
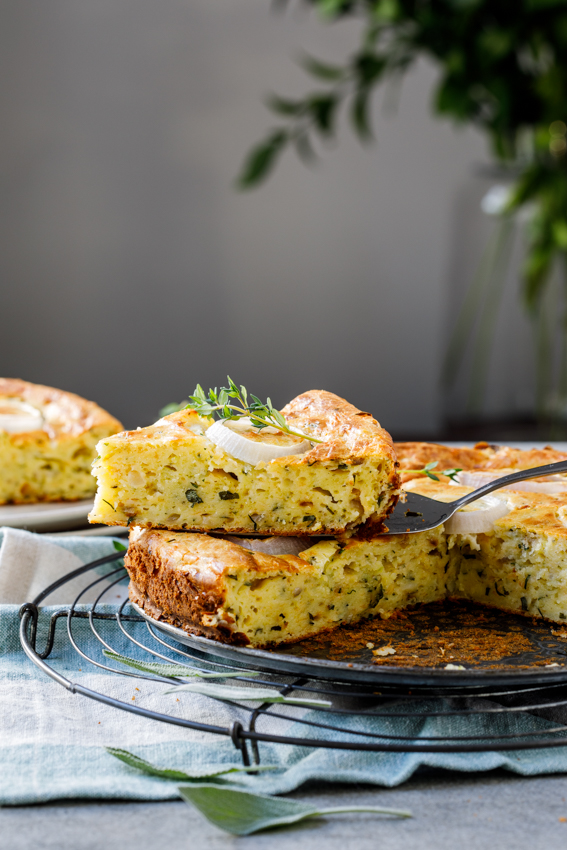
top-left (0, 378), bottom-right (122, 504)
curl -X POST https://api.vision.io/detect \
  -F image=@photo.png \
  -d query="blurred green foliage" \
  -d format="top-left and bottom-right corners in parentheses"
top-left (239, 0), bottom-right (567, 314)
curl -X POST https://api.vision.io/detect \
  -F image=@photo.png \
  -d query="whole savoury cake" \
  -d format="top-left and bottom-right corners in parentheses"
top-left (0, 378), bottom-right (122, 504)
top-left (89, 390), bottom-right (400, 535)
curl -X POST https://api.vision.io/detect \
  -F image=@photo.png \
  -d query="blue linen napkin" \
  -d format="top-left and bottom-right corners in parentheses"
top-left (2, 530), bottom-right (567, 805)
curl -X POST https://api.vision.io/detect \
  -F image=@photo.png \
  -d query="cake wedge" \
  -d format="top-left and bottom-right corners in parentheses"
top-left (125, 525), bottom-right (447, 647)
top-left (0, 378), bottom-right (122, 504)
top-left (89, 390), bottom-right (400, 535)
top-left (406, 477), bottom-right (567, 623)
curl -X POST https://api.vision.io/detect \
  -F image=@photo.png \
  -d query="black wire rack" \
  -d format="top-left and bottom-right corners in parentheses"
top-left (18, 550), bottom-right (567, 767)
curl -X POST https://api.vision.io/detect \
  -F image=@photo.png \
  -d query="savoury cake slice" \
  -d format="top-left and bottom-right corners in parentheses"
top-left (405, 478), bottom-right (567, 623)
top-left (0, 378), bottom-right (123, 504)
top-left (449, 492), bottom-right (567, 623)
top-left (90, 390), bottom-right (400, 535)
top-left (125, 525), bottom-right (446, 647)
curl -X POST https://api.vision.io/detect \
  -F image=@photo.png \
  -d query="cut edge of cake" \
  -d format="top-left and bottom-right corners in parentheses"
top-left (125, 480), bottom-right (567, 648)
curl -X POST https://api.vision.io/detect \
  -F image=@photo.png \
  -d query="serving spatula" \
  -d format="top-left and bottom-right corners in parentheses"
top-left (382, 459), bottom-right (567, 535)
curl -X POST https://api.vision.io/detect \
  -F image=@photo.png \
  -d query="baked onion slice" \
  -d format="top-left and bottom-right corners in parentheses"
top-left (206, 418), bottom-right (311, 465)
top-left (456, 469), bottom-right (567, 495)
top-left (0, 399), bottom-right (44, 433)
top-left (226, 536), bottom-right (310, 556)
top-left (444, 495), bottom-right (510, 534)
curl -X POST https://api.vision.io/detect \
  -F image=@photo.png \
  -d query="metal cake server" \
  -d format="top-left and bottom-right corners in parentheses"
top-left (383, 459), bottom-right (567, 534)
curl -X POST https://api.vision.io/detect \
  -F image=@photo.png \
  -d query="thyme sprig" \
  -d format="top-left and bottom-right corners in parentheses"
top-left (404, 461), bottom-right (462, 483)
top-left (187, 377), bottom-right (322, 443)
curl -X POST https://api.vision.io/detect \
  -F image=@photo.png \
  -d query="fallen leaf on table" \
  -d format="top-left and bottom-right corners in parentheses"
top-left (177, 783), bottom-right (412, 836)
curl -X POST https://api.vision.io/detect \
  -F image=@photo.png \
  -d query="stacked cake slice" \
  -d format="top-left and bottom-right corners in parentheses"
top-left (89, 389), bottom-right (403, 645)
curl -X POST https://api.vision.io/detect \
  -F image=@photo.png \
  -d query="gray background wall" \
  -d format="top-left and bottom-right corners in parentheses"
top-left (0, 0), bottom-right (536, 435)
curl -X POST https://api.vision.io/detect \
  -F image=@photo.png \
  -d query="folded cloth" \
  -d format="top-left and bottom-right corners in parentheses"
top-left (0, 527), bottom-right (127, 605)
top-left (2, 528), bottom-right (567, 806)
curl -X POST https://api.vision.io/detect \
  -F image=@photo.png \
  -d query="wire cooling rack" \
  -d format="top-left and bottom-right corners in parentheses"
top-left (18, 550), bottom-right (567, 767)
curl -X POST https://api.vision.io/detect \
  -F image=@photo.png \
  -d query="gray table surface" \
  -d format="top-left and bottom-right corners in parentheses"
top-left (3, 770), bottom-right (567, 850)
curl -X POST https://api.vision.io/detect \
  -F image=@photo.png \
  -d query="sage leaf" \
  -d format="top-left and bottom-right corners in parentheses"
top-left (267, 94), bottom-right (305, 117)
top-left (300, 53), bottom-right (346, 81)
top-left (351, 87), bottom-right (373, 141)
top-left (308, 94), bottom-right (339, 137)
top-left (103, 649), bottom-right (258, 680)
top-left (177, 784), bottom-right (411, 836)
top-left (106, 748), bottom-right (276, 781)
top-left (166, 682), bottom-right (332, 708)
top-left (238, 130), bottom-right (289, 188)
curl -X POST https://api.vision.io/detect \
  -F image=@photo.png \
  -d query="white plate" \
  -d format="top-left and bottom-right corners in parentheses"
top-left (0, 499), bottom-right (94, 533)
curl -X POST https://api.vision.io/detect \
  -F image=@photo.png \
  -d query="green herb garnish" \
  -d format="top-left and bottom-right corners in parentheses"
top-left (177, 784), bottom-right (411, 836)
top-left (187, 377), bottom-right (321, 443)
top-left (219, 491), bottom-right (239, 501)
top-left (106, 747), bottom-right (275, 782)
top-left (404, 461), bottom-right (462, 483)
top-left (102, 650), bottom-right (258, 680)
top-left (106, 750), bottom-right (410, 836)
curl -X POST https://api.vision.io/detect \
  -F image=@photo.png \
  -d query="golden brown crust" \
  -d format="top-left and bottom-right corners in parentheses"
top-left (124, 528), bottom-right (309, 645)
top-left (0, 378), bottom-right (122, 439)
top-left (128, 580), bottom-right (251, 645)
top-left (117, 390), bottom-right (398, 469)
top-left (394, 442), bottom-right (490, 483)
top-left (127, 527), bottom-right (306, 587)
top-left (477, 444), bottom-right (567, 470)
top-left (395, 440), bottom-right (567, 483)
top-left (282, 390), bottom-right (398, 466)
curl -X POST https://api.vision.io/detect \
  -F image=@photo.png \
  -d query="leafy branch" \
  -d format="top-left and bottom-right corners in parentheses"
top-left (238, 0), bottom-right (567, 322)
top-left (238, 20), bottom-right (408, 188)
top-left (187, 377), bottom-right (322, 443)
